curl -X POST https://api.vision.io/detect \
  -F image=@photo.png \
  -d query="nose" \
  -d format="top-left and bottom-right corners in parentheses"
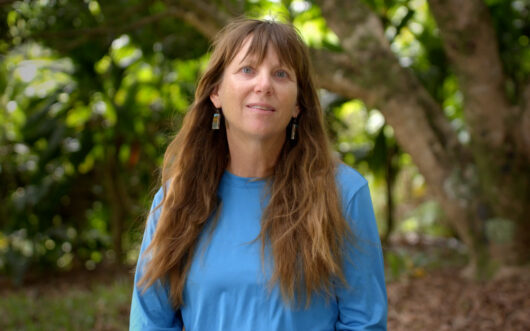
top-left (254, 70), bottom-right (272, 94)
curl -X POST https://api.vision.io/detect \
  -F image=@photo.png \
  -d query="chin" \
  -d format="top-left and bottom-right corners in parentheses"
top-left (250, 131), bottom-right (286, 142)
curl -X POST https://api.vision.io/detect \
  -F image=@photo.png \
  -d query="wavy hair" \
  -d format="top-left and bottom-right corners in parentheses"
top-left (138, 18), bottom-right (353, 308)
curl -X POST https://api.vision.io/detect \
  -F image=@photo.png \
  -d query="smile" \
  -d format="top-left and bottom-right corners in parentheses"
top-left (247, 104), bottom-right (275, 111)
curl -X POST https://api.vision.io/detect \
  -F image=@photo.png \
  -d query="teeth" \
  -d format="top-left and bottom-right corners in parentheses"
top-left (250, 105), bottom-right (273, 111)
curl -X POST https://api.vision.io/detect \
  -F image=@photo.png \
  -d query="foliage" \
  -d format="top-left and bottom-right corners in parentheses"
top-left (1, 0), bottom-right (528, 280)
top-left (0, 1), bottom-right (209, 280)
top-left (0, 276), bottom-right (132, 330)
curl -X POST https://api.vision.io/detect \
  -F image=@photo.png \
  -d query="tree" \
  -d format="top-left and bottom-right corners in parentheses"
top-left (2, 0), bottom-right (529, 277)
top-left (122, 0), bottom-right (530, 276)
top-left (168, 0), bottom-right (530, 277)
top-left (315, 0), bottom-right (530, 276)
top-left (0, 0), bottom-right (210, 275)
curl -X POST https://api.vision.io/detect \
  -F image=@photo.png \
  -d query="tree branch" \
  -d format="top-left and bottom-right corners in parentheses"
top-left (34, 0), bottom-right (229, 52)
top-left (309, 49), bottom-right (378, 104)
top-left (174, 0), bottom-right (231, 38)
top-left (312, 0), bottom-right (487, 248)
top-left (427, 0), bottom-right (512, 149)
top-left (314, 0), bottom-right (462, 176)
top-left (36, 10), bottom-right (178, 52)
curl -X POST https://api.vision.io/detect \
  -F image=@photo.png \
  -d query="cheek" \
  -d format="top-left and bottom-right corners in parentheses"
top-left (221, 79), bottom-right (246, 99)
top-left (285, 87), bottom-right (298, 107)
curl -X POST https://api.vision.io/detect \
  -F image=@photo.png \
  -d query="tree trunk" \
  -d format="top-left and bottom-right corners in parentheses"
top-left (68, 0), bottom-right (529, 277)
top-left (102, 143), bottom-right (130, 264)
top-left (426, 0), bottom-right (530, 267)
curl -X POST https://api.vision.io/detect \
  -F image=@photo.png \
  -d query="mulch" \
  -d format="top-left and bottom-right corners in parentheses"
top-left (387, 267), bottom-right (530, 331)
top-left (1, 264), bottom-right (529, 330)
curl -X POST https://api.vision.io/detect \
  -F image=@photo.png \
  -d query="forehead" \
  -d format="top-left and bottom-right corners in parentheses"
top-left (228, 35), bottom-right (291, 68)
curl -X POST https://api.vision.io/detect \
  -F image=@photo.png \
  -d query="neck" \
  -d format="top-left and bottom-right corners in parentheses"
top-left (226, 132), bottom-right (286, 178)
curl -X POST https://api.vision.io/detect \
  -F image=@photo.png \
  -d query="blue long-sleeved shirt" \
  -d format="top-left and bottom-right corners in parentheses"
top-left (130, 163), bottom-right (387, 330)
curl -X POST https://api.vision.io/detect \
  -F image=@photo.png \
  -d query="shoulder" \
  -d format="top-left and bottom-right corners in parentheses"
top-left (152, 179), bottom-right (173, 211)
top-left (146, 185), bottom-right (167, 232)
top-left (152, 186), bottom-right (165, 207)
top-left (334, 162), bottom-right (369, 205)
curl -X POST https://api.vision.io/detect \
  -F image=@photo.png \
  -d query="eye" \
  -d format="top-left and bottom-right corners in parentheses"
top-left (275, 70), bottom-right (289, 78)
top-left (241, 66), bottom-right (253, 74)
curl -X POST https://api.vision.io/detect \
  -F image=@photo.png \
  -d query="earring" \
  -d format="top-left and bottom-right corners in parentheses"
top-left (212, 108), bottom-right (221, 130)
top-left (290, 117), bottom-right (298, 140)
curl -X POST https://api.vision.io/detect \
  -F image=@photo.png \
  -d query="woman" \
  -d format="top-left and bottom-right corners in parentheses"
top-left (130, 18), bottom-right (387, 330)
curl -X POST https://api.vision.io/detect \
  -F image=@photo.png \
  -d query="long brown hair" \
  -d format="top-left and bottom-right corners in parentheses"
top-left (138, 18), bottom-right (352, 308)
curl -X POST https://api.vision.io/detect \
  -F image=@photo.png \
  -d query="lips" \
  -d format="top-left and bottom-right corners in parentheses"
top-left (247, 103), bottom-right (275, 111)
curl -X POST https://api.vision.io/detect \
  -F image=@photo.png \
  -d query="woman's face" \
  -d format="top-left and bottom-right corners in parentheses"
top-left (210, 37), bottom-right (300, 144)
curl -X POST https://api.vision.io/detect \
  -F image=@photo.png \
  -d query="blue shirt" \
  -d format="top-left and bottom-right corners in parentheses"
top-left (130, 164), bottom-right (387, 330)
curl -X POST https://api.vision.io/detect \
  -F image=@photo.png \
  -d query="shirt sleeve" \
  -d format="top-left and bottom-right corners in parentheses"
top-left (129, 187), bottom-right (184, 331)
top-left (335, 183), bottom-right (388, 330)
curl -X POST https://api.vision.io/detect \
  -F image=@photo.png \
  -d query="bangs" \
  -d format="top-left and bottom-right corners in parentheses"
top-left (222, 21), bottom-right (302, 72)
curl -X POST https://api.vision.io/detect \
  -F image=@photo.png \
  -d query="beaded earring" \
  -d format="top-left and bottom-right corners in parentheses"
top-left (290, 117), bottom-right (298, 140)
top-left (212, 108), bottom-right (221, 130)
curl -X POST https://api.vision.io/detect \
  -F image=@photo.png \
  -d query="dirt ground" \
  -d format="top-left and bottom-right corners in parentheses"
top-left (387, 267), bottom-right (530, 331)
top-left (2, 264), bottom-right (530, 330)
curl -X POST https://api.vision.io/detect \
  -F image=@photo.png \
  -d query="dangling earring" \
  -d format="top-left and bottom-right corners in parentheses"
top-left (290, 117), bottom-right (298, 140)
top-left (212, 108), bottom-right (221, 130)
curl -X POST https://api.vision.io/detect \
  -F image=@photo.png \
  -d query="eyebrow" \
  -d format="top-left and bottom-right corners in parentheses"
top-left (237, 57), bottom-right (291, 71)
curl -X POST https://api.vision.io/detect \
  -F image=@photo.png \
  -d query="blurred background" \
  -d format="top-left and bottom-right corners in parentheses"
top-left (1, 0), bottom-right (529, 330)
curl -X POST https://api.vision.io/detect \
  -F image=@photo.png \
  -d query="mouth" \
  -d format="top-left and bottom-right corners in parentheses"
top-left (247, 103), bottom-right (276, 112)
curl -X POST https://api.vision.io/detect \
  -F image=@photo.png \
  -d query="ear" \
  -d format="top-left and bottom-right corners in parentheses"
top-left (293, 104), bottom-right (301, 118)
top-left (210, 86), bottom-right (221, 108)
